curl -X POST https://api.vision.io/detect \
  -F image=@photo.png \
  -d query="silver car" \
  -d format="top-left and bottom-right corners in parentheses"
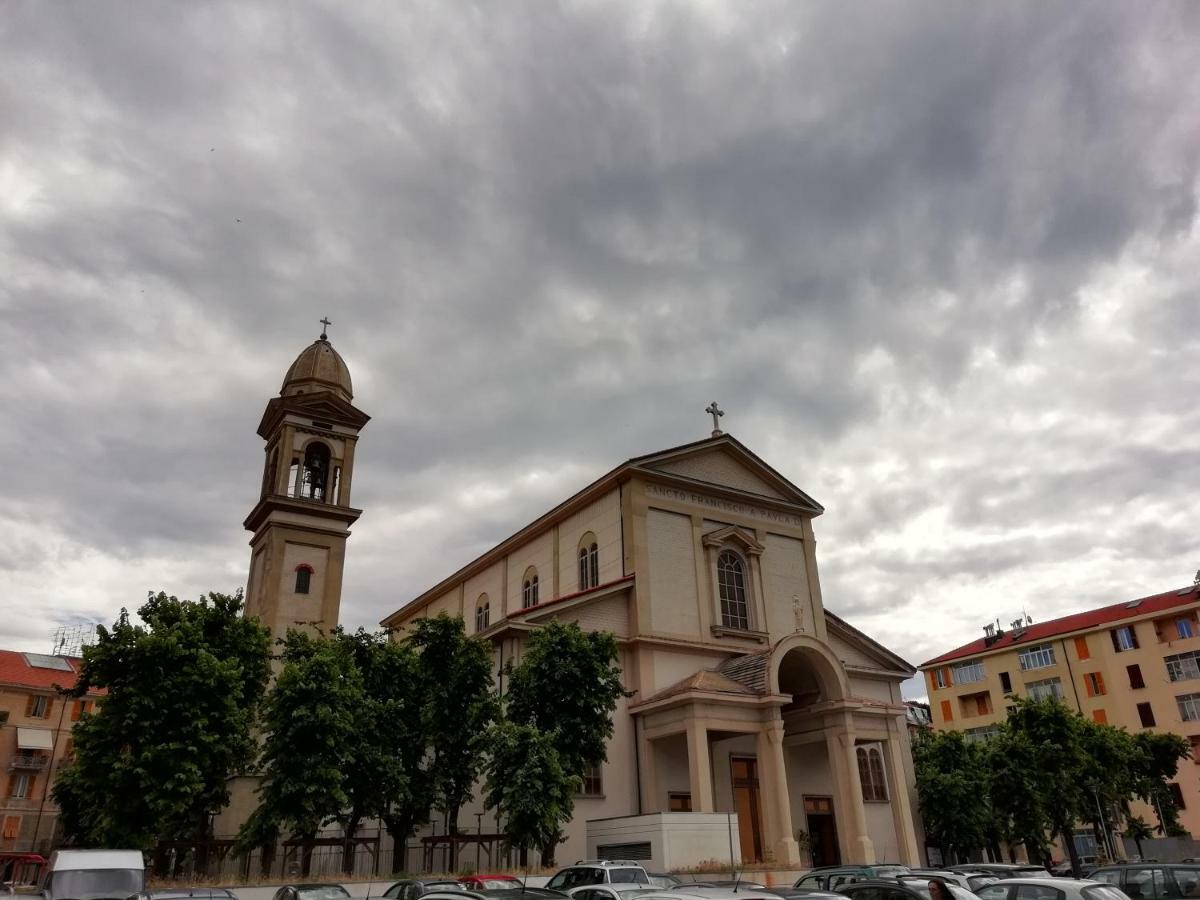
top-left (976, 878), bottom-right (1133, 900)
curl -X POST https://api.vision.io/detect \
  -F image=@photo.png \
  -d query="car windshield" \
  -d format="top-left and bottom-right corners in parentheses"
top-left (297, 888), bottom-right (351, 900)
top-left (1082, 888), bottom-right (1130, 900)
top-left (904, 884), bottom-right (976, 900)
top-left (875, 869), bottom-right (911, 878)
top-left (49, 869), bottom-right (144, 900)
top-left (967, 878), bottom-right (999, 891)
top-left (474, 882), bottom-right (516, 891)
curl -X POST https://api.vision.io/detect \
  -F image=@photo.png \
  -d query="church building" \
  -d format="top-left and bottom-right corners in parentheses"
top-left (382, 410), bottom-right (925, 870)
top-left (223, 329), bottom-right (924, 870)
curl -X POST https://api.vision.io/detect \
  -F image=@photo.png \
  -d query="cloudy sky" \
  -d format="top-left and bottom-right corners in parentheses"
top-left (2, 2), bottom-right (1198, 697)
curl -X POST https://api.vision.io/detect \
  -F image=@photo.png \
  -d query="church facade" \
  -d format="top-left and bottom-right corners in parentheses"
top-left (382, 430), bottom-right (925, 868)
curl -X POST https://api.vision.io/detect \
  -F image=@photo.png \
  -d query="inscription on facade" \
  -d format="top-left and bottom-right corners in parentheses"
top-left (645, 483), bottom-right (806, 527)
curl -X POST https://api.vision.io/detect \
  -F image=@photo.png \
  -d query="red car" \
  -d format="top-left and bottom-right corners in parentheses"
top-left (459, 876), bottom-right (523, 891)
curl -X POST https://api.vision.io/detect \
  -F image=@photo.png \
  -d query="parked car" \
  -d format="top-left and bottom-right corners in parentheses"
top-left (568, 886), bottom-right (664, 900)
top-left (546, 861), bottom-right (650, 891)
top-left (42, 850), bottom-right (146, 900)
top-left (128, 891), bottom-right (238, 900)
top-left (1085, 863), bottom-right (1200, 898)
top-left (647, 877), bottom-right (683, 890)
top-left (384, 881), bottom-right (468, 900)
top-left (796, 867), bottom-right (913, 891)
top-left (975, 877), bottom-right (1132, 900)
top-left (272, 885), bottom-right (351, 900)
top-left (897, 873), bottom-right (997, 893)
top-left (674, 883), bottom-right (767, 891)
top-left (419, 890), bottom-right (566, 900)
top-left (947, 866), bottom-right (1049, 879)
top-left (461, 878), bottom-right (523, 892)
top-left (834, 878), bottom-right (977, 900)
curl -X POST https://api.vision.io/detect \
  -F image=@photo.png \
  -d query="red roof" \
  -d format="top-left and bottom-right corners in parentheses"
top-left (922, 584), bottom-right (1200, 667)
top-left (0, 649), bottom-right (92, 693)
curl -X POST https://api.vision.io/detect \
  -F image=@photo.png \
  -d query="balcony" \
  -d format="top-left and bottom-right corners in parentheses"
top-left (8, 754), bottom-right (48, 771)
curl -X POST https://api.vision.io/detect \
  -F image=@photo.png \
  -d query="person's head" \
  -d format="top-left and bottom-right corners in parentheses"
top-left (928, 880), bottom-right (949, 900)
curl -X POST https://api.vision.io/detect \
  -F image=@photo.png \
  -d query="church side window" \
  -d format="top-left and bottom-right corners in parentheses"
top-left (475, 596), bottom-right (490, 632)
top-left (295, 442), bottom-right (331, 502)
top-left (522, 569), bottom-right (539, 609)
top-left (716, 550), bottom-right (750, 630)
top-left (857, 745), bottom-right (889, 802)
top-left (294, 565), bottom-right (313, 595)
top-left (578, 535), bottom-right (599, 591)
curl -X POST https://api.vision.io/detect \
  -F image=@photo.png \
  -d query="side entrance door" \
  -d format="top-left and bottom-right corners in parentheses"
top-left (805, 795), bottom-right (841, 867)
top-left (731, 756), bottom-right (764, 862)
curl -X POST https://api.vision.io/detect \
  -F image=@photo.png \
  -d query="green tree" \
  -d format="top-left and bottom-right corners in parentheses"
top-left (238, 630), bottom-right (363, 875)
top-left (504, 621), bottom-right (626, 864)
top-left (483, 722), bottom-right (577, 867)
top-left (409, 615), bottom-right (497, 869)
top-left (53, 591), bottom-right (270, 853)
top-left (1124, 815), bottom-right (1154, 858)
top-left (1131, 731), bottom-right (1191, 836)
top-left (987, 727), bottom-right (1053, 865)
top-left (913, 730), bottom-right (993, 863)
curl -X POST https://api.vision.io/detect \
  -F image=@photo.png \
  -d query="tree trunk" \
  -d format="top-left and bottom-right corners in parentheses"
top-left (301, 836), bottom-right (315, 878)
top-left (1059, 824), bottom-right (1082, 879)
top-left (342, 814), bottom-right (362, 876)
top-left (386, 815), bottom-right (415, 875)
top-left (1135, 836), bottom-right (1144, 858)
top-left (447, 806), bottom-right (460, 872)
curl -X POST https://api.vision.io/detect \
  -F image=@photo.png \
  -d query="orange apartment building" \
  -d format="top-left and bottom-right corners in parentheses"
top-left (920, 582), bottom-right (1200, 845)
top-left (0, 650), bottom-right (101, 853)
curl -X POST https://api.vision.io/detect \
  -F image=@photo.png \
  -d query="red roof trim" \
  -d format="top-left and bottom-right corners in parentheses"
top-left (922, 584), bottom-right (1200, 667)
top-left (0, 650), bottom-right (94, 693)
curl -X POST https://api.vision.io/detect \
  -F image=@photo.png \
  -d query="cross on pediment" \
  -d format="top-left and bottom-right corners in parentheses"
top-left (706, 401), bottom-right (724, 436)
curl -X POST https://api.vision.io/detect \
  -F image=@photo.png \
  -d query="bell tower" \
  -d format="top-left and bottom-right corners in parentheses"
top-left (243, 321), bottom-right (370, 640)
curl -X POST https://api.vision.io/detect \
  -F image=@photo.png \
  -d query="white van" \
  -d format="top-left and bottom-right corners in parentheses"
top-left (42, 850), bottom-right (145, 900)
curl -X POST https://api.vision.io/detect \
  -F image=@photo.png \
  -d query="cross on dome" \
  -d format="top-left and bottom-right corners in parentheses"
top-left (319, 316), bottom-right (332, 341)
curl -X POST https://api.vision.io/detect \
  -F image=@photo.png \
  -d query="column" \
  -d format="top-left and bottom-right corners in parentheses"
top-left (884, 722), bottom-right (922, 865)
top-left (757, 715), bottom-right (801, 865)
top-left (687, 720), bottom-right (714, 813)
top-left (825, 721), bottom-right (875, 864)
top-left (639, 726), bottom-right (660, 813)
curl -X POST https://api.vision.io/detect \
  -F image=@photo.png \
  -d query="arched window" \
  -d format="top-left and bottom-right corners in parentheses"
top-left (475, 596), bottom-right (490, 632)
top-left (522, 568), bottom-right (540, 609)
top-left (299, 442), bottom-right (331, 502)
top-left (716, 550), bottom-right (749, 630)
top-left (295, 564), bottom-right (314, 595)
top-left (578, 535), bottom-right (599, 591)
top-left (857, 745), bottom-right (889, 802)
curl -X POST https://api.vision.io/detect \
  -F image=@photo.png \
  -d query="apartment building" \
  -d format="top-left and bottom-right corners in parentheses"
top-left (0, 650), bottom-right (100, 853)
top-left (921, 583), bottom-right (1200, 838)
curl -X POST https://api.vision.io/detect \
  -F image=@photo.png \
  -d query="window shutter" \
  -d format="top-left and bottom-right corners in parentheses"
top-left (1084, 676), bottom-right (1094, 698)
top-left (1131, 627), bottom-right (1140, 649)
top-left (43, 699), bottom-right (52, 720)
top-left (70, 701), bottom-right (80, 722)
top-left (1093, 709), bottom-right (1108, 724)
top-left (940, 699), bottom-right (953, 721)
top-left (24, 696), bottom-right (33, 717)
top-left (1096, 672), bottom-right (1105, 695)
top-left (944, 667), bottom-right (954, 687)
top-left (4, 775), bottom-right (11, 798)
top-left (1074, 636), bottom-right (1090, 660)
top-left (1110, 630), bottom-right (1121, 652)
top-left (26, 777), bottom-right (35, 799)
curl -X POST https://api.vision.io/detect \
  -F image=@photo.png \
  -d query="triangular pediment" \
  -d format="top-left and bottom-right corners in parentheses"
top-left (630, 435), bottom-right (823, 513)
top-left (825, 611), bottom-right (915, 675)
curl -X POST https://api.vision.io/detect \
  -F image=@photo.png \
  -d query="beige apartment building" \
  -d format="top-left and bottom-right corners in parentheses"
top-left (0, 650), bottom-right (102, 854)
top-left (921, 584), bottom-right (1200, 842)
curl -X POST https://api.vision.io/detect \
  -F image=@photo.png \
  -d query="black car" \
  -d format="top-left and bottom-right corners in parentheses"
top-left (384, 882), bottom-right (468, 900)
top-left (1086, 863), bottom-right (1200, 898)
top-left (272, 885), bottom-right (351, 900)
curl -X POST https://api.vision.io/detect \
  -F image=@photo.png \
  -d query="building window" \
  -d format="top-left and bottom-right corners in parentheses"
top-left (294, 565), bottom-right (313, 595)
top-left (8, 774), bottom-right (31, 799)
top-left (1168, 782), bottom-right (1187, 810)
top-left (1092, 709), bottom-right (1108, 724)
top-left (668, 792), bottom-right (692, 812)
top-left (953, 661), bottom-right (985, 684)
top-left (578, 535), bottom-right (599, 591)
top-left (475, 596), bottom-right (490, 632)
top-left (1084, 672), bottom-right (1106, 697)
top-left (296, 441), bottom-right (332, 502)
top-left (1018, 644), bottom-right (1056, 671)
top-left (26, 696), bottom-right (49, 719)
top-left (1178, 693), bottom-right (1200, 723)
top-left (999, 671), bottom-right (1013, 694)
top-left (940, 699), bottom-right (953, 722)
top-left (1128, 664), bottom-right (1145, 689)
top-left (580, 764), bottom-right (603, 796)
top-left (522, 568), bottom-right (539, 609)
top-left (856, 745), bottom-right (888, 802)
top-left (716, 550), bottom-right (751, 631)
top-left (1138, 702), bottom-right (1157, 727)
top-left (1167, 651), bottom-right (1200, 683)
top-left (1, 816), bottom-right (19, 840)
top-left (1111, 626), bottom-right (1139, 652)
top-left (70, 700), bottom-right (92, 722)
top-left (1177, 618), bottom-right (1196, 640)
top-left (1026, 677), bottom-right (1063, 701)
top-left (964, 725), bottom-right (1000, 744)
top-left (933, 668), bottom-right (949, 689)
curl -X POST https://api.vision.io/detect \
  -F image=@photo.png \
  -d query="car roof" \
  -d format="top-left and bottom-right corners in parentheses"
top-left (991, 879), bottom-right (1102, 886)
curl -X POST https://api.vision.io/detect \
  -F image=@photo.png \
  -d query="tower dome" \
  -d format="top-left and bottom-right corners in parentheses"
top-left (281, 331), bottom-right (353, 402)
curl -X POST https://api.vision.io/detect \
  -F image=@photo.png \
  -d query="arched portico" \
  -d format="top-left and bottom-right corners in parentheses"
top-left (769, 633), bottom-right (850, 702)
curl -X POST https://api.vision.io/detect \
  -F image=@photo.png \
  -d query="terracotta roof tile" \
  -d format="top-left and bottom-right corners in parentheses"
top-left (0, 650), bottom-right (89, 692)
top-left (717, 650), bottom-right (771, 694)
top-left (922, 584), bottom-right (1200, 667)
top-left (645, 669), bottom-right (759, 703)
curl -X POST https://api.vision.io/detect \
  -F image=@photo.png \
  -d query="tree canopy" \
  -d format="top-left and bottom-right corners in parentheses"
top-left (54, 590), bottom-right (270, 850)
